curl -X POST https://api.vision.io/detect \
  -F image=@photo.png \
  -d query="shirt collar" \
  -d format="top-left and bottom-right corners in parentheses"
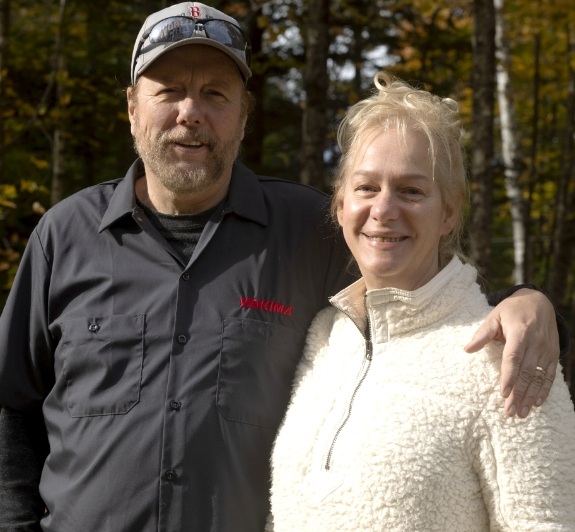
top-left (99, 158), bottom-right (268, 233)
top-left (225, 161), bottom-right (268, 226)
top-left (98, 159), bottom-right (142, 233)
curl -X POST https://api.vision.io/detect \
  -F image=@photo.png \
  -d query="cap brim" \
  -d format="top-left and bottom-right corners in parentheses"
top-left (134, 38), bottom-right (251, 83)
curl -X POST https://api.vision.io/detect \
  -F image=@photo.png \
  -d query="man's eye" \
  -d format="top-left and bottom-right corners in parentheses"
top-left (206, 90), bottom-right (227, 99)
top-left (355, 185), bottom-right (376, 193)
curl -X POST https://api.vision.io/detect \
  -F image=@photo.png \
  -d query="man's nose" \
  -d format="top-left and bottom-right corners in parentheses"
top-left (177, 95), bottom-right (204, 126)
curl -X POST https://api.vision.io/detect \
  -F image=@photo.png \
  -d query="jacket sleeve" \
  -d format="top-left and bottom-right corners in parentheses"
top-left (0, 228), bottom-right (54, 530)
top-left (0, 406), bottom-right (48, 531)
top-left (472, 367), bottom-right (575, 529)
top-left (0, 228), bottom-right (55, 410)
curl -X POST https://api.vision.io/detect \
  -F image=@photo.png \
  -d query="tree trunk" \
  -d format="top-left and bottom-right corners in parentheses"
top-left (494, 0), bottom-right (527, 284)
top-left (547, 25), bottom-right (575, 306)
top-left (524, 28), bottom-right (541, 283)
top-left (469, 0), bottom-right (496, 281)
top-left (241, 2), bottom-right (265, 175)
top-left (50, 0), bottom-right (67, 206)
top-left (300, 0), bottom-right (329, 190)
top-left (0, 0), bottom-right (9, 184)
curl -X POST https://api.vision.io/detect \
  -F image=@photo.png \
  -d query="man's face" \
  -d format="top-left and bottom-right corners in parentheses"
top-left (128, 44), bottom-right (247, 197)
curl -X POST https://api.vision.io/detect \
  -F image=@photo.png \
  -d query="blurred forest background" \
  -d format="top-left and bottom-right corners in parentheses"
top-left (0, 0), bottom-right (574, 394)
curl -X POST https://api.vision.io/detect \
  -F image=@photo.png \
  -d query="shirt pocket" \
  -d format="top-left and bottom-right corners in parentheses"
top-left (59, 314), bottom-right (145, 417)
top-left (217, 317), bottom-right (303, 429)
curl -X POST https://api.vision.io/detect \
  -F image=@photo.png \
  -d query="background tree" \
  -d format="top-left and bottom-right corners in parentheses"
top-left (300, 0), bottom-right (329, 189)
top-left (469, 0), bottom-right (496, 280)
top-left (494, 0), bottom-right (526, 284)
top-left (0, 0), bottom-right (573, 395)
top-left (50, 0), bottom-right (67, 206)
top-left (0, 0), bottom-right (8, 184)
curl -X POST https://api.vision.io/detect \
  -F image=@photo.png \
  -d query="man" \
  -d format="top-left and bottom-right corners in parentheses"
top-left (0, 3), bottom-right (564, 531)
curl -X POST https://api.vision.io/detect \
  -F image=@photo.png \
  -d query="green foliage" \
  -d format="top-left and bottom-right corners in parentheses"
top-left (2, 0), bottom-right (575, 337)
top-left (0, 0), bottom-right (158, 304)
top-left (0, 179), bottom-right (49, 304)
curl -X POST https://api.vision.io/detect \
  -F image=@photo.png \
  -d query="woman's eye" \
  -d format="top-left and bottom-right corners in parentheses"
top-left (404, 188), bottom-right (423, 196)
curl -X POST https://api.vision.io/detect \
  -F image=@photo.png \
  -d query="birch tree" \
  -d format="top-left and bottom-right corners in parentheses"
top-left (494, 0), bottom-right (526, 283)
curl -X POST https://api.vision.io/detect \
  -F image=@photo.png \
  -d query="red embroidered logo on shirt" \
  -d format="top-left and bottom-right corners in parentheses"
top-left (240, 297), bottom-right (293, 316)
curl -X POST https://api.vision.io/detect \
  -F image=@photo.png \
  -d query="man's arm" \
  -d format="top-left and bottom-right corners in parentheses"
top-left (465, 287), bottom-right (564, 418)
top-left (0, 406), bottom-right (48, 531)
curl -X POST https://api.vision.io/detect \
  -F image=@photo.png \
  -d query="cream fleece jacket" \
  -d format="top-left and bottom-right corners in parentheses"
top-left (268, 257), bottom-right (575, 531)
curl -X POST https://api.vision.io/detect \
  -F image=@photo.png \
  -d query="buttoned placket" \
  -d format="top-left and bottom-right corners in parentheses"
top-left (156, 206), bottom-right (228, 531)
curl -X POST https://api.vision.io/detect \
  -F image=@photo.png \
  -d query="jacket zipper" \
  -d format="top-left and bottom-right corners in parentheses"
top-left (324, 311), bottom-right (374, 471)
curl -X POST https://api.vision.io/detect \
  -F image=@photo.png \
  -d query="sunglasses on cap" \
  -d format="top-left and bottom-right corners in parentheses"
top-left (133, 16), bottom-right (251, 82)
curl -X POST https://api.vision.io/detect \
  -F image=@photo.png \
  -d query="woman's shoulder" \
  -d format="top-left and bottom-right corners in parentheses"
top-left (303, 306), bottom-right (363, 364)
top-left (404, 317), bottom-right (505, 410)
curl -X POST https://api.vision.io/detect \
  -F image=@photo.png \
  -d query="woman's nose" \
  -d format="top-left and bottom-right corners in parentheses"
top-left (370, 190), bottom-right (398, 221)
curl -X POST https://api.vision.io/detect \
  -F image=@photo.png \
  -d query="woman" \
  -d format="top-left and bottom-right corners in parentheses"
top-left (268, 72), bottom-right (575, 530)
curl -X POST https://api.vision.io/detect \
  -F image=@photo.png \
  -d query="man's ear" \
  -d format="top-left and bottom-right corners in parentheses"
top-left (240, 115), bottom-right (247, 142)
top-left (127, 87), bottom-right (136, 132)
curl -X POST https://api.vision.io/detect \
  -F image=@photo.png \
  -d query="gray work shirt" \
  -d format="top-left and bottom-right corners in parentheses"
top-left (0, 159), bottom-right (354, 531)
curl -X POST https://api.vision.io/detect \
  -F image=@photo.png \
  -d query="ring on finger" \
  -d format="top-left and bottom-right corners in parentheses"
top-left (534, 365), bottom-right (546, 377)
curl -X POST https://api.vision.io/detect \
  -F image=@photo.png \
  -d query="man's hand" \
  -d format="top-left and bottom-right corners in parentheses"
top-left (465, 289), bottom-right (560, 418)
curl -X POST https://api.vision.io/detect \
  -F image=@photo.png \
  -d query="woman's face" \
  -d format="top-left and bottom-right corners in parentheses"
top-left (337, 127), bottom-right (455, 291)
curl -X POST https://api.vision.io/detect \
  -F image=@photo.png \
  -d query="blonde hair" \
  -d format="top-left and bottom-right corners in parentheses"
top-left (331, 72), bottom-right (469, 265)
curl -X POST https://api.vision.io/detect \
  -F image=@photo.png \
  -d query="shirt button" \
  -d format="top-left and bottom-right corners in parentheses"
top-left (182, 273), bottom-right (190, 281)
top-left (88, 323), bottom-right (100, 333)
top-left (165, 469), bottom-right (177, 482)
top-left (170, 400), bottom-right (182, 411)
top-left (177, 335), bottom-right (187, 344)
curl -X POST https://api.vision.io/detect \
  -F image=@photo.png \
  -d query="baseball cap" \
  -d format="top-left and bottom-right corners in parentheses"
top-left (131, 2), bottom-right (252, 84)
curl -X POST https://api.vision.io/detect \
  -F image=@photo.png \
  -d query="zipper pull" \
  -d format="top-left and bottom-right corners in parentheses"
top-left (365, 308), bottom-right (373, 361)
top-left (365, 338), bottom-right (373, 361)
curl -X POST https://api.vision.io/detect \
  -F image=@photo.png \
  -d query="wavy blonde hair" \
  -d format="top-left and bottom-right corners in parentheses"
top-left (331, 71), bottom-right (469, 266)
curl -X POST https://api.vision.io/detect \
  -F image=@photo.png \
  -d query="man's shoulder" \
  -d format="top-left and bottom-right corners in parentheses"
top-left (36, 178), bottom-right (125, 236)
top-left (231, 164), bottom-right (334, 228)
top-left (253, 175), bottom-right (332, 221)
top-left (257, 175), bottom-right (328, 195)
top-left (235, 163), bottom-right (329, 203)
top-left (47, 178), bottom-right (122, 213)
top-left (257, 175), bottom-right (329, 202)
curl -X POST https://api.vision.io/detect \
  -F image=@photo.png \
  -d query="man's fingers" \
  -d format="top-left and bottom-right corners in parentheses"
top-left (516, 366), bottom-right (546, 417)
top-left (467, 289), bottom-right (561, 418)
top-left (500, 347), bottom-right (524, 410)
top-left (505, 356), bottom-right (558, 417)
top-left (535, 360), bottom-right (557, 407)
top-left (504, 365), bottom-right (536, 416)
top-left (464, 318), bottom-right (500, 353)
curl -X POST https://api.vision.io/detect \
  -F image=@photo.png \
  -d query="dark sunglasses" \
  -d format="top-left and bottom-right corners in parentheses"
top-left (133, 16), bottom-right (251, 81)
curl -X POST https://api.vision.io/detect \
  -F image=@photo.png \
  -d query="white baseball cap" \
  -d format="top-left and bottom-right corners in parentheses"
top-left (131, 2), bottom-right (252, 84)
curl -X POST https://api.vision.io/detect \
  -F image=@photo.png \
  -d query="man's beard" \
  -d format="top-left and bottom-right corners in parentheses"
top-left (132, 122), bottom-right (242, 195)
